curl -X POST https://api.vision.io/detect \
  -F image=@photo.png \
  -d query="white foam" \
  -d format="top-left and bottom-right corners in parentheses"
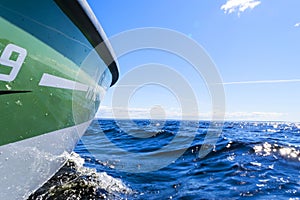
top-left (67, 152), bottom-right (132, 194)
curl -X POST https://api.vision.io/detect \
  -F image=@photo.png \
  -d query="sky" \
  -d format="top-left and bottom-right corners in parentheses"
top-left (87, 0), bottom-right (300, 122)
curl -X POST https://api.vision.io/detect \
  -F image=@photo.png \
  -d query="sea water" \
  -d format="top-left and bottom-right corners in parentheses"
top-left (30, 120), bottom-right (300, 199)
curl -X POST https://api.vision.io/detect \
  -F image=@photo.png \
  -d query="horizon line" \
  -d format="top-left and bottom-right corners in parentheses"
top-left (94, 117), bottom-right (299, 123)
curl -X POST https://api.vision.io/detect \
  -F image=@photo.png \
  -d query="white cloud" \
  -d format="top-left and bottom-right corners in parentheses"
top-left (221, 0), bottom-right (261, 15)
top-left (96, 105), bottom-right (208, 120)
top-left (97, 106), bottom-right (287, 122)
top-left (222, 79), bottom-right (300, 85)
top-left (294, 22), bottom-right (300, 27)
top-left (97, 106), bottom-right (150, 119)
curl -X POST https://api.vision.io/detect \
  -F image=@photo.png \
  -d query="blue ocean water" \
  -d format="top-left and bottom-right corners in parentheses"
top-left (30, 120), bottom-right (300, 199)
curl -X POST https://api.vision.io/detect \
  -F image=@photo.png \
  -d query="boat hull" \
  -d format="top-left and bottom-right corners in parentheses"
top-left (0, 121), bottom-right (91, 199)
top-left (0, 1), bottom-right (118, 199)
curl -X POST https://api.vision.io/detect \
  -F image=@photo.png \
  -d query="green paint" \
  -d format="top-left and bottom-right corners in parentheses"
top-left (0, 64), bottom-right (12, 75)
top-left (0, 16), bottom-right (111, 146)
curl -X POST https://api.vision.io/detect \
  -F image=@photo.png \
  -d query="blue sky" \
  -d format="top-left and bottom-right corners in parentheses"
top-left (88, 0), bottom-right (300, 122)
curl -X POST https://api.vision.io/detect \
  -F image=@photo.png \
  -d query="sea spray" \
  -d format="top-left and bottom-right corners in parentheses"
top-left (29, 152), bottom-right (132, 200)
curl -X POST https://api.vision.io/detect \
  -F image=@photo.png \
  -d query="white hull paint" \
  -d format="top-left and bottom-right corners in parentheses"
top-left (0, 120), bottom-right (91, 200)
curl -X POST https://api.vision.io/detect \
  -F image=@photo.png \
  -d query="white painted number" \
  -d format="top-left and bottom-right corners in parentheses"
top-left (0, 44), bottom-right (27, 82)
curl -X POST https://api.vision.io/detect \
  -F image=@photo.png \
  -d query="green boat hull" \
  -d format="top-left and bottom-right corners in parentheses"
top-left (0, 1), bottom-right (118, 199)
top-left (0, 17), bottom-right (103, 146)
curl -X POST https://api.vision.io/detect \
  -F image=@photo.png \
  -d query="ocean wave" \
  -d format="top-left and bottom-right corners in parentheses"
top-left (30, 120), bottom-right (300, 199)
top-left (29, 152), bottom-right (132, 200)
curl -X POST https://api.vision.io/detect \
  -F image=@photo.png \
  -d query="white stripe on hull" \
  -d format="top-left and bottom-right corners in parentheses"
top-left (39, 73), bottom-right (89, 91)
top-left (0, 121), bottom-right (91, 200)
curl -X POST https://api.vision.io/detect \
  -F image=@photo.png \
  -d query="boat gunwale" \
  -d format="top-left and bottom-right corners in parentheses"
top-left (54, 0), bottom-right (119, 86)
